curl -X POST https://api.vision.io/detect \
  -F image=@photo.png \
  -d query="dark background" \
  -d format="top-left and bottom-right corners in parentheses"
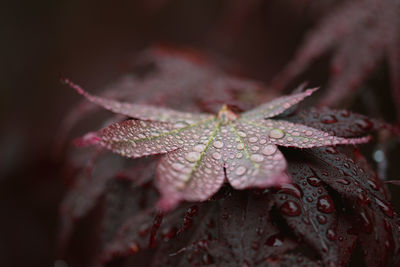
top-left (1, 1), bottom-right (399, 266)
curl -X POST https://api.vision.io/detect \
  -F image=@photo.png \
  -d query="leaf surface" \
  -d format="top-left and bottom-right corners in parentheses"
top-left (71, 84), bottom-right (372, 210)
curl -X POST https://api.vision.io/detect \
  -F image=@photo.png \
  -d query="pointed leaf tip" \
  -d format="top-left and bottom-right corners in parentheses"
top-left (66, 78), bottom-right (213, 123)
top-left (63, 78), bottom-right (88, 98)
top-left (242, 85), bottom-right (319, 119)
top-left (305, 87), bottom-right (319, 96)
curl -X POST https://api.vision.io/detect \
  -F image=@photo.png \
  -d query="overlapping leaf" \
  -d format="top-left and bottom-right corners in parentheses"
top-left (67, 81), bottom-right (371, 210)
top-left (98, 186), bottom-right (301, 267)
top-left (272, 0), bottom-right (400, 119)
top-left (273, 163), bottom-right (338, 266)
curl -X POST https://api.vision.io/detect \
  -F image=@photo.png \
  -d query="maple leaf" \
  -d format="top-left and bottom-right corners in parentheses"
top-left (59, 104), bottom-right (398, 266)
top-left (57, 46), bottom-right (268, 150)
top-left (64, 79), bottom-right (370, 211)
top-left (271, 0), bottom-right (400, 118)
top-left (100, 186), bottom-right (300, 267)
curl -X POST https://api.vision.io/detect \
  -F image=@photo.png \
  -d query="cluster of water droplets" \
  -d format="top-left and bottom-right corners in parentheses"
top-left (218, 122), bottom-right (288, 189)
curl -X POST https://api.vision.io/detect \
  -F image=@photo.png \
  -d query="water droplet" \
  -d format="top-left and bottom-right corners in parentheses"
top-left (317, 195), bottom-right (334, 213)
top-left (194, 144), bottom-right (206, 152)
top-left (249, 136), bottom-right (258, 143)
top-left (281, 200), bottom-right (301, 216)
top-left (317, 214), bottom-right (327, 224)
top-left (266, 234), bottom-right (283, 246)
top-left (341, 110), bottom-right (350, 117)
top-left (336, 178), bottom-right (350, 185)
top-left (238, 131), bottom-right (246, 137)
top-left (250, 154), bottom-right (264, 162)
top-left (326, 229), bottom-right (337, 241)
top-left (357, 191), bottom-right (370, 205)
top-left (262, 145), bottom-right (277, 155)
top-left (174, 121), bottom-right (189, 128)
top-left (307, 177), bottom-right (322, 187)
top-left (321, 114), bottom-right (338, 124)
top-left (325, 147), bottom-right (338, 154)
top-left (269, 128), bottom-right (285, 139)
top-left (305, 130), bottom-right (313, 136)
top-left (172, 162), bottom-right (185, 171)
top-left (367, 179), bottom-right (379, 190)
top-left (360, 211), bottom-right (373, 233)
top-left (212, 152), bottom-right (221, 160)
top-left (385, 240), bottom-right (392, 249)
top-left (306, 197), bottom-right (313, 202)
top-left (235, 166), bottom-right (247, 176)
top-left (375, 198), bottom-right (394, 218)
top-left (277, 184), bottom-right (303, 198)
top-left (237, 143), bottom-right (244, 150)
top-left (251, 145), bottom-right (260, 151)
top-left (355, 118), bottom-right (373, 131)
top-left (185, 151), bottom-right (201, 162)
top-left (128, 242), bottom-right (139, 254)
top-left (213, 140), bottom-right (224, 149)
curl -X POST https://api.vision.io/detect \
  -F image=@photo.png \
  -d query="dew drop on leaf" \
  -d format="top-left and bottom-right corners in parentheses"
top-left (281, 200), bottom-right (301, 216)
top-left (321, 114), bottom-right (338, 124)
top-left (174, 121), bottom-right (189, 128)
top-left (360, 211), bottom-right (373, 233)
top-left (249, 136), bottom-right (258, 143)
top-left (367, 180), bottom-right (379, 191)
top-left (172, 162), bottom-right (185, 171)
top-left (336, 178), bottom-right (350, 185)
top-left (128, 242), bottom-right (140, 254)
top-left (250, 154), bottom-right (264, 163)
top-left (375, 198), bottom-right (394, 218)
top-left (317, 195), bottom-right (334, 213)
top-left (235, 166), bottom-right (247, 176)
top-left (266, 234), bottom-right (284, 247)
top-left (212, 152), bottom-right (221, 160)
top-left (307, 177), bottom-right (322, 187)
top-left (262, 145), bottom-right (277, 155)
top-left (194, 144), bottom-right (206, 152)
top-left (269, 128), bottom-right (285, 139)
top-left (326, 229), bottom-right (337, 241)
top-left (213, 140), bottom-right (224, 148)
top-left (185, 151), bottom-right (201, 162)
top-left (355, 118), bottom-right (373, 131)
top-left (325, 147), bottom-right (338, 154)
top-left (277, 183), bottom-right (303, 198)
top-left (317, 214), bottom-right (327, 224)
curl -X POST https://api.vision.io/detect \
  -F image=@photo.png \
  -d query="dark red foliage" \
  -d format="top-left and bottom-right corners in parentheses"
top-left (271, 0), bottom-right (400, 121)
top-left (59, 47), bottom-right (400, 267)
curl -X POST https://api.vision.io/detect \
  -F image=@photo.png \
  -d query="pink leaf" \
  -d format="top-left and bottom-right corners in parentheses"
top-left (241, 86), bottom-right (318, 119)
top-left (64, 78), bottom-right (212, 124)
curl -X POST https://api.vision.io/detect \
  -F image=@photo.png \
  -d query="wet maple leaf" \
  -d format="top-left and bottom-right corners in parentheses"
top-left (56, 46), bottom-right (268, 152)
top-left (272, 0), bottom-right (400, 118)
top-left (64, 79), bottom-right (370, 211)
